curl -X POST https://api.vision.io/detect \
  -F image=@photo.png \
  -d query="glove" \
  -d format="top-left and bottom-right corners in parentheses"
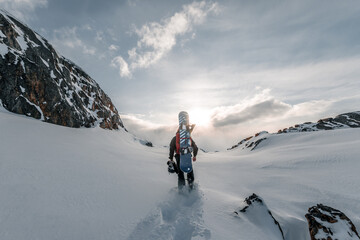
top-left (193, 157), bottom-right (196, 162)
top-left (167, 160), bottom-right (176, 173)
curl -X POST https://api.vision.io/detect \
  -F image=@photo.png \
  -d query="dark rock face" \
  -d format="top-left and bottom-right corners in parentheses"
top-left (0, 11), bottom-right (123, 129)
top-left (138, 139), bottom-right (153, 147)
top-left (277, 112), bottom-right (360, 134)
top-left (234, 193), bottom-right (285, 240)
top-left (305, 204), bottom-right (360, 240)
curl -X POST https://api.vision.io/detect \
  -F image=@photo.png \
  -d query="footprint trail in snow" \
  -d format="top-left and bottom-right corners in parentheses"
top-left (127, 185), bottom-right (211, 240)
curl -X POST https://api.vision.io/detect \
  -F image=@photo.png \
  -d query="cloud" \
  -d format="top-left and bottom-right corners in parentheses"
top-left (0, 0), bottom-right (47, 20)
top-left (287, 100), bottom-right (334, 118)
top-left (51, 27), bottom-right (97, 56)
top-left (120, 89), bottom-right (349, 151)
top-left (212, 99), bottom-right (291, 127)
top-left (127, 0), bottom-right (138, 7)
top-left (95, 31), bottom-right (104, 42)
top-left (82, 24), bottom-right (92, 31)
top-left (116, 54), bottom-right (360, 150)
top-left (108, 44), bottom-right (119, 51)
top-left (209, 89), bottom-right (337, 128)
top-left (112, 1), bottom-right (219, 77)
top-left (211, 89), bottom-right (291, 127)
top-left (121, 114), bottom-right (176, 146)
top-left (111, 56), bottom-right (131, 78)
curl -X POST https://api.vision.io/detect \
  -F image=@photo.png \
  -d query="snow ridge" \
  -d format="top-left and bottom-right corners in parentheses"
top-left (234, 194), bottom-right (285, 240)
top-left (229, 111), bottom-right (360, 151)
top-left (278, 112), bottom-right (360, 133)
top-left (228, 131), bottom-right (269, 151)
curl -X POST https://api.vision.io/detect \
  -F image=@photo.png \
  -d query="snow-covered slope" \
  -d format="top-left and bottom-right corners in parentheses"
top-left (1, 109), bottom-right (360, 240)
top-left (228, 111), bottom-right (360, 151)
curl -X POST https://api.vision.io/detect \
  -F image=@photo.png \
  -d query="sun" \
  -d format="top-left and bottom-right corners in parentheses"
top-left (188, 109), bottom-right (212, 127)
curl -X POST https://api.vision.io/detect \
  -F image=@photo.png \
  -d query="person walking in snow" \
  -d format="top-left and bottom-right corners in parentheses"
top-left (168, 129), bottom-right (198, 188)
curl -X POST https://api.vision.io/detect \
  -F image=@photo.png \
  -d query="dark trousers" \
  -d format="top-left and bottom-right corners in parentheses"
top-left (175, 154), bottom-right (194, 187)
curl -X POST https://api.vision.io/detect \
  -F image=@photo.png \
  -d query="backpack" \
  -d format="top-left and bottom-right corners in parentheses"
top-left (175, 131), bottom-right (192, 155)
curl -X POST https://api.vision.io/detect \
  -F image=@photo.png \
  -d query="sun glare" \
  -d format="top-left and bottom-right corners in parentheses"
top-left (188, 109), bottom-right (212, 127)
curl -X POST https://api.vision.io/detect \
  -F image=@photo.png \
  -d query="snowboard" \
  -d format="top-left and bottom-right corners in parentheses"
top-left (178, 111), bottom-right (193, 173)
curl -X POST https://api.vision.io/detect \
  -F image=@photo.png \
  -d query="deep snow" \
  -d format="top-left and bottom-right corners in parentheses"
top-left (1, 109), bottom-right (360, 240)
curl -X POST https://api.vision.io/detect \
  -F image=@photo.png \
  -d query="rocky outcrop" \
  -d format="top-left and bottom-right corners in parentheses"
top-left (277, 112), bottom-right (360, 134)
top-left (305, 204), bottom-right (360, 240)
top-left (0, 10), bottom-right (123, 129)
top-left (234, 193), bottom-right (285, 240)
top-left (138, 139), bottom-right (153, 147)
top-left (227, 131), bottom-right (268, 151)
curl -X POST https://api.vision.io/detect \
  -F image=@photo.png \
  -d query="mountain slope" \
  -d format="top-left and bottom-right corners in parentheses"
top-left (1, 109), bottom-right (360, 240)
top-left (277, 111), bottom-right (360, 133)
top-left (0, 10), bottom-right (123, 129)
top-left (229, 111), bottom-right (360, 151)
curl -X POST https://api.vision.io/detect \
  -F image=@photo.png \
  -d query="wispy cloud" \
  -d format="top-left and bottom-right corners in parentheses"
top-left (111, 56), bottom-right (131, 78)
top-left (112, 1), bottom-right (219, 78)
top-left (0, 0), bottom-right (47, 20)
top-left (95, 31), bottom-right (104, 42)
top-left (108, 44), bottom-right (119, 51)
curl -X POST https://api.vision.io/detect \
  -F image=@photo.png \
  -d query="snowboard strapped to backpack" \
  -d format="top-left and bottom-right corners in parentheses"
top-left (178, 111), bottom-right (195, 173)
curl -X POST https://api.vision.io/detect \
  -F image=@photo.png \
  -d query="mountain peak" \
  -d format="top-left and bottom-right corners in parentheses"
top-left (0, 10), bottom-right (123, 129)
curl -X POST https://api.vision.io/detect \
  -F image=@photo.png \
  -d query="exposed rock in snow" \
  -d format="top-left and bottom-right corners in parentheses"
top-left (0, 10), bottom-right (123, 129)
top-left (138, 139), bottom-right (153, 147)
top-left (305, 204), bottom-right (360, 240)
top-left (234, 193), bottom-right (285, 240)
top-left (227, 131), bottom-right (268, 151)
top-left (229, 112), bottom-right (360, 151)
top-left (278, 112), bottom-right (360, 134)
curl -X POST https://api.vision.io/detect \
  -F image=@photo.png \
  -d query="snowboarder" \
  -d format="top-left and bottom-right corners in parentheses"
top-left (168, 129), bottom-right (198, 188)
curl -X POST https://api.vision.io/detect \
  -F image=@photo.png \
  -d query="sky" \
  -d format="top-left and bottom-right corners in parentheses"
top-left (2, 0), bottom-right (360, 150)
